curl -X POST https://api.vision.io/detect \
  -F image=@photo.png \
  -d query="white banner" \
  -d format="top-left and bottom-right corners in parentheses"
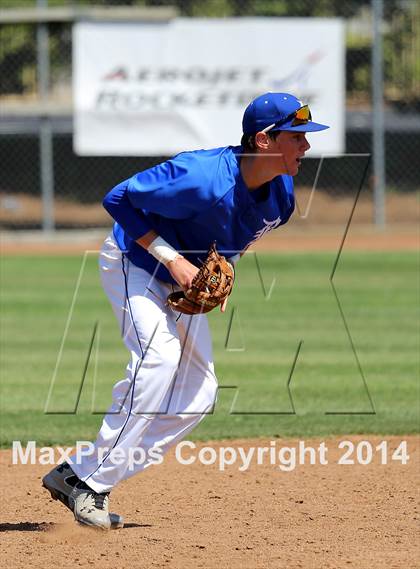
top-left (73, 18), bottom-right (345, 156)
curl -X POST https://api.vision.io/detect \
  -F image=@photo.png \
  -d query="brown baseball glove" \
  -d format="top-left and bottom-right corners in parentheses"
top-left (167, 243), bottom-right (235, 315)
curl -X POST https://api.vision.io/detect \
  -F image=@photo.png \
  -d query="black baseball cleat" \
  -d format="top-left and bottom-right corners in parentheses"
top-left (42, 462), bottom-right (123, 530)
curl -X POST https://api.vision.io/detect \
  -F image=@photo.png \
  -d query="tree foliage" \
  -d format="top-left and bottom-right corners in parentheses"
top-left (0, 0), bottom-right (418, 105)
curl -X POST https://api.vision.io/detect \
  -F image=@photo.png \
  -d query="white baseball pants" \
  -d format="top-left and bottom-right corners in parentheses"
top-left (72, 233), bottom-right (218, 493)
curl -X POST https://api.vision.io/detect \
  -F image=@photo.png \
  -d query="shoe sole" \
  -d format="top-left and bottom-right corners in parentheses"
top-left (43, 482), bottom-right (124, 530)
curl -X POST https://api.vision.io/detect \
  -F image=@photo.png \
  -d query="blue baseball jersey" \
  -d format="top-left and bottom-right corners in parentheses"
top-left (103, 145), bottom-right (295, 283)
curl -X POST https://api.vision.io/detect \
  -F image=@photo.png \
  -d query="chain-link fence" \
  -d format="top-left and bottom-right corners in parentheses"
top-left (1, 0), bottom-right (419, 230)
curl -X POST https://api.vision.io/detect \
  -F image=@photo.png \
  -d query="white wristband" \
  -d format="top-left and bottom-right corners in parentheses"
top-left (147, 236), bottom-right (181, 265)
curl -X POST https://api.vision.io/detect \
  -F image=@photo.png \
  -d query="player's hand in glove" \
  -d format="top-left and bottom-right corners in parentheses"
top-left (167, 243), bottom-right (234, 315)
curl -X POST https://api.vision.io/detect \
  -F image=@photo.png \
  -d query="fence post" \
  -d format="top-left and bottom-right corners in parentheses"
top-left (37, 0), bottom-right (55, 232)
top-left (372, 0), bottom-right (386, 228)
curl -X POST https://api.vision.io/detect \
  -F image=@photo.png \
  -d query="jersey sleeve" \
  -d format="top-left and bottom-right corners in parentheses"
top-left (103, 152), bottom-right (213, 241)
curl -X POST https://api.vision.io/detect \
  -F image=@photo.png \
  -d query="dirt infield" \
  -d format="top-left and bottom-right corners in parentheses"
top-left (1, 436), bottom-right (418, 569)
top-left (1, 223), bottom-right (418, 256)
top-left (1, 189), bottom-right (418, 255)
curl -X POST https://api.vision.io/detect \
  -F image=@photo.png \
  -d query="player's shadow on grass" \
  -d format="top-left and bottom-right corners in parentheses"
top-left (0, 521), bottom-right (53, 532)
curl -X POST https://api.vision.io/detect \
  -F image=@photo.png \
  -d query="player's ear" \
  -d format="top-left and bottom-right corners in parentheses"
top-left (254, 131), bottom-right (271, 151)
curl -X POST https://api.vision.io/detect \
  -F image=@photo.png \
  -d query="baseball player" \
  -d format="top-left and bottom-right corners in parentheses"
top-left (43, 92), bottom-right (329, 529)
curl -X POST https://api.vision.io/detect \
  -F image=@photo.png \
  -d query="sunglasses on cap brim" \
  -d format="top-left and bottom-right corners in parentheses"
top-left (261, 105), bottom-right (312, 133)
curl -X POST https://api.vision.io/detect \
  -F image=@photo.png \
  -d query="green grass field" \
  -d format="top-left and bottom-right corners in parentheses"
top-left (0, 250), bottom-right (418, 447)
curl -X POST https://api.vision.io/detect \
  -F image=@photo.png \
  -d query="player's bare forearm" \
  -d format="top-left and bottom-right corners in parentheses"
top-left (136, 230), bottom-right (159, 250)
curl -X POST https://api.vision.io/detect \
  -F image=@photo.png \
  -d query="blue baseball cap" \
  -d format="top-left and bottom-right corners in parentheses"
top-left (242, 92), bottom-right (329, 135)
